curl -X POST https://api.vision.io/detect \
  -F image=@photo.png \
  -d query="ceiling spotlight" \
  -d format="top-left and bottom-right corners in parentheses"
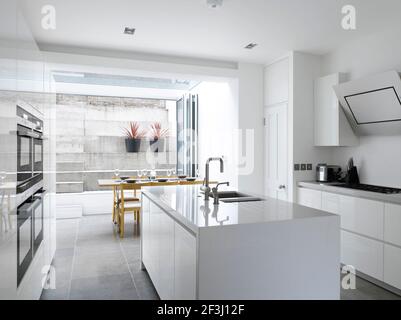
top-left (123, 27), bottom-right (136, 35)
top-left (207, 0), bottom-right (223, 9)
top-left (244, 43), bottom-right (258, 49)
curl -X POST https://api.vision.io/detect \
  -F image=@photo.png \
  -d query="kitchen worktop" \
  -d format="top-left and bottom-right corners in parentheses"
top-left (142, 185), bottom-right (335, 234)
top-left (299, 181), bottom-right (401, 205)
top-left (141, 184), bottom-right (340, 299)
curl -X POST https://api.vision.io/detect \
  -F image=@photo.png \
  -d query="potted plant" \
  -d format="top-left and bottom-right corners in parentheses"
top-left (149, 122), bottom-right (168, 152)
top-left (124, 122), bottom-right (146, 152)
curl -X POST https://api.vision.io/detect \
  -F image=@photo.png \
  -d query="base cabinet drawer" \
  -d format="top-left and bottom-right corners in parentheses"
top-left (321, 192), bottom-right (340, 214)
top-left (341, 230), bottom-right (384, 281)
top-left (384, 203), bottom-right (401, 247)
top-left (339, 195), bottom-right (384, 240)
top-left (384, 244), bottom-right (401, 290)
top-left (298, 188), bottom-right (322, 210)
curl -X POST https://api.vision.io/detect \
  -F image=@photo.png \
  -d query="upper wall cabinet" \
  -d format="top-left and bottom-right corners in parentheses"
top-left (314, 73), bottom-right (358, 146)
top-left (264, 57), bottom-right (289, 106)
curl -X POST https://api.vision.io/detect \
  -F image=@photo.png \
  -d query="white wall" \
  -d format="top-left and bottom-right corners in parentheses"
top-left (193, 80), bottom-right (239, 189)
top-left (321, 29), bottom-right (401, 188)
top-left (290, 52), bottom-right (332, 201)
top-left (237, 63), bottom-right (264, 194)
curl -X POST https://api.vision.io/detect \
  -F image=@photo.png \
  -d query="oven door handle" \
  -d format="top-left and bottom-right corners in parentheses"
top-left (18, 198), bottom-right (41, 213)
top-left (33, 190), bottom-right (46, 200)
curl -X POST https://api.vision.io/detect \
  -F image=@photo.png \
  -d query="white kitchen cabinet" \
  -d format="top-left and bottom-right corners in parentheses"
top-left (384, 203), bottom-right (401, 247)
top-left (384, 244), bottom-right (401, 290)
top-left (174, 223), bottom-right (196, 300)
top-left (142, 196), bottom-right (196, 300)
top-left (314, 73), bottom-right (358, 146)
top-left (143, 201), bottom-right (175, 299)
top-left (338, 195), bottom-right (384, 240)
top-left (157, 207), bottom-right (175, 300)
top-left (264, 57), bottom-right (289, 106)
top-left (321, 192), bottom-right (340, 214)
top-left (297, 188), bottom-right (322, 210)
top-left (141, 195), bottom-right (151, 270)
top-left (341, 230), bottom-right (384, 280)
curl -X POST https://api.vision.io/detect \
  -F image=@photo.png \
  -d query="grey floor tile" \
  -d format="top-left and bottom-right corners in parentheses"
top-left (121, 243), bottom-right (141, 264)
top-left (340, 275), bottom-right (401, 300)
top-left (41, 285), bottom-right (70, 300)
top-left (74, 242), bottom-right (121, 257)
top-left (54, 247), bottom-right (75, 258)
top-left (69, 273), bottom-right (139, 300)
top-left (72, 250), bottom-right (129, 280)
top-left (136, 283), bottom-right (159, 300)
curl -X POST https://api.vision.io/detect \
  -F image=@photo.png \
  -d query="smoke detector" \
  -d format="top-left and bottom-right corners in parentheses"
top-left (207, 0), bottom-right (223, 9)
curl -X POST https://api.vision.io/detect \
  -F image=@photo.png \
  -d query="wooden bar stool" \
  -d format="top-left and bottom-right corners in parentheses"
top-left (116, 183), bottom-right (141, 238)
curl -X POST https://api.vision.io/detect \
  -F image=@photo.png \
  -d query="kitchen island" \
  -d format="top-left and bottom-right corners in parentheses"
top-left (140, 185), bottom-right (340, 300)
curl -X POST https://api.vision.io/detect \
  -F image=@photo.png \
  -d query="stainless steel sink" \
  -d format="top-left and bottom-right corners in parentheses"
top-left (207, 191), bottom-right (262, 203)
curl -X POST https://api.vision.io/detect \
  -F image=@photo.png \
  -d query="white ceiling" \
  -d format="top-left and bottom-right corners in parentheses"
top-left (20, 0), bottom-right (401, 65)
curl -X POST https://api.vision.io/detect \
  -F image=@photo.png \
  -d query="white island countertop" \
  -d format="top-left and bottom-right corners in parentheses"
top-left (142, 185), bottom-right (335, 234)
top-left (141, 184), bottom-right (341, 299)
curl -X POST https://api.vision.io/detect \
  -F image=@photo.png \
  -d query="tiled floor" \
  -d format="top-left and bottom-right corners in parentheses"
top-left (40, 214), bottom-right (158, 300)
top-left (41, 214), bottom-right (400, 300)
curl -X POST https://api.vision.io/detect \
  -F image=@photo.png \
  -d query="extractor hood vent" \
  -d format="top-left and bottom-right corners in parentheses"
top-left (333, 71), bottom-right (401, 135)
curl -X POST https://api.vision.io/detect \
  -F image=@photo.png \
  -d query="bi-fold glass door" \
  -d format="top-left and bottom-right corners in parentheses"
top-left (176, 94), bottom-right (198, 177)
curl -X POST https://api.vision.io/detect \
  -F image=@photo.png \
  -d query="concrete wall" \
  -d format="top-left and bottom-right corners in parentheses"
top-left (56, 93), bottom-right (177, 192)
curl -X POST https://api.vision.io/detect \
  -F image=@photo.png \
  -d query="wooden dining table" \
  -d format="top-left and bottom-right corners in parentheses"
top-left (97, 177), bottom-right (216, 189)
top-left (98, 177), bottom-right (217, 231)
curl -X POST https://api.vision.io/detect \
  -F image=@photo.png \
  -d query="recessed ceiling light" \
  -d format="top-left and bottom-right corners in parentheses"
top-left (207, 0), bottom-right (223, 8)
top-left (244, 43), bottom-right (258, 49)
top-left (123, 27), bottom-right (136, 35)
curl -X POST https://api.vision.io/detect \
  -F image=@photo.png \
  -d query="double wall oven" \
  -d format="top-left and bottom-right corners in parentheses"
top-left (16, 104), bottom-right (45, 287)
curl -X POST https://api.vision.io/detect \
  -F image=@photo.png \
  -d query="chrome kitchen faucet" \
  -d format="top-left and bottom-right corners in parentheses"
top-left (201, 157), bottom-right (224, 201)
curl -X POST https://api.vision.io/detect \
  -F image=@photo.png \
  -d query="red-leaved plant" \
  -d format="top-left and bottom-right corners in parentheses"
top-left (149, 122), bottom-right (168, 140)
top-left (124, 122), bottom-right (147, 139)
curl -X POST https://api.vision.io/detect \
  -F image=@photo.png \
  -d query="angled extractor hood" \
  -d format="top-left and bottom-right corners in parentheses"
top-left (333, 70), bottom-right (401, 135)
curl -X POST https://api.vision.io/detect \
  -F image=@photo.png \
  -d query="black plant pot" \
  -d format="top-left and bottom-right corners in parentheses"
top-left (150, 138), bottom-right (165, 152)
top-left (125, 138), bottom-right (141, 152)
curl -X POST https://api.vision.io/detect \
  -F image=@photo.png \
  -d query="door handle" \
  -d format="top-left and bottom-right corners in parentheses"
top-left (278, 185), bottom-right (286, 190)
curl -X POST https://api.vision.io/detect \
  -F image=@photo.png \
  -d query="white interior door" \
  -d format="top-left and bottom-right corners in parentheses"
top-left (264, 103), bottom-right (288, 201)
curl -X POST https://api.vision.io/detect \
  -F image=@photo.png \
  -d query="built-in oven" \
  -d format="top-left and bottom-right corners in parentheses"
top-left (17, 189), bottom-right (45, 287)
top-left (17, 124), bottom-right (33, 184)
top-left (17, 197), bottom-right (34, 286)
top-left (32, 190), bottom-right (44, 254)
top-left (33, 136), bottom-right (43, 177)
top-left (16, 105), bottom-right (44, 201)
